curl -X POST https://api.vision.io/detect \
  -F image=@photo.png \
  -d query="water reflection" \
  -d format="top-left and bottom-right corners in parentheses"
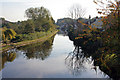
top-left (1, 35), bottom-right (55, 71)
top-left (1, 34), bottom-right (112, 78)
top-left (2, 51), bottom-right (16, 69)
top-left (65, 47), bottom-right (86, 76)
top-left (67, 31), bottom-right (120, 79)
top-left (17, 35), bottom-right (55, 60)
top-left (65, 39), bottom-right (96, 76)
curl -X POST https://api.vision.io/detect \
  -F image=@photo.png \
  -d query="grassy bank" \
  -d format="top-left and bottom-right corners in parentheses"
top-left (0, 30), bottom-right (58, 53)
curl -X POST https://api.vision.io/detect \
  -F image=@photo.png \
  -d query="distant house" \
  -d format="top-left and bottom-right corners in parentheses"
top-left (91, 18), bottom-right (103, 29)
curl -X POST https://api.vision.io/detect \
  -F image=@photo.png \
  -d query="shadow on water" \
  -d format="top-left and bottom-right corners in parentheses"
top-left (1, 35), bottom-right (55, 70)
top-left (66, 32), bottom-right (120, 80)
top-left (2, 51), bottom-right (16, 70)
top-left (17, 35), bottom-right (55, 60)
top-left (1, 31), bottom-right (120, 79)
top-left (65, 37), bottom-right (96, 76)
top-left (65, 46), bottom-right (89, 76)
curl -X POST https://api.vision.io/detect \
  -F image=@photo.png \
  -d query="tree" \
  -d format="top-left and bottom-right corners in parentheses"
top-left (93, 0), bottom-right (120, 16)
top-left (42, 22), bottom-right (51, 32)
top-left (93, 0), bottom-right (120, 74)
top-left (25, 7), bottom-right (56, 32)
top-left (23, 20), bottom-right (35, 34)
top-left (68, 4), bottom-right (86, 19)
top-left (25, 7), bottom-right (51, 20)
top-left (67, 4), bottom-right (87, 35)
top-left (2, 27), bottom-right (16, 43)
top-left (51, 17), bottom-right (55, 24)
top-left (93, 0), bottom-right (120, 29)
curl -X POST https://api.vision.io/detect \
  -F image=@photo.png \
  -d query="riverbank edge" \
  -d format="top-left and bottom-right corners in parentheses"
top-left (0, 30), bottom-right (58, 53)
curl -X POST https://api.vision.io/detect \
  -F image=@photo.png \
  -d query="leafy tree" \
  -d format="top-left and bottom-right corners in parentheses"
top-left (25, 7), bottom-right (56, 32)
top-left (23, 20), bottom-right (35, 34)
top-left (50, 17), bottom-right (55, 24)
top-left (42, 22), bottom-right (51, 32)
top-left (2, 27), bottom-right (16, 43)
top-left (92, 0), bottom-right (120, 75)
top-left (25, 7), bottom-right (51, 20)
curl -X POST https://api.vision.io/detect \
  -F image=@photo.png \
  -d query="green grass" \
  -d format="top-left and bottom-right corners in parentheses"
top-left (16, 28), bottom-right (56, 41)
top-left (1, 30), bottom-right (58, 52)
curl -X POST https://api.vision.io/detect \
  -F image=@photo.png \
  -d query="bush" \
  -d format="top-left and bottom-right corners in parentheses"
top-left (12, 31), bottom-right (48, 42)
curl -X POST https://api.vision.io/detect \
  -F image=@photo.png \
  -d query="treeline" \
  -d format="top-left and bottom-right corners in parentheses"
top-left (1, 7), bottom-right (57, 43)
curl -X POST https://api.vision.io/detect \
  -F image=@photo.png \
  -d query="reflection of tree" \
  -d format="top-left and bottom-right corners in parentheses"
top-left (0, 54), bottom-right (2, 71)
top-left (65, 42), bottom-right (93, 76)
top-left (65, 46), bottom-right (85, 76)
top-left (68, 31), bottom-right (120, 79)
top-left (0, 35), bottom-right (55, 71)
top-left (17, 35), bottom-right (55, 60)
top-left (1, 51), bottom-right (16, 70)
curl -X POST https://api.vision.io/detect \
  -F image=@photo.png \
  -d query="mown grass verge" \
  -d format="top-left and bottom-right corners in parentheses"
top-left (0, 30), bottom-right (58, 53)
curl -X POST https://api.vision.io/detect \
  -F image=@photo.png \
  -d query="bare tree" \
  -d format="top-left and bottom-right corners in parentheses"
top-left (93, 0), bottom-right (120, 16)
top-left (68, 4), bottom-right (86, 19)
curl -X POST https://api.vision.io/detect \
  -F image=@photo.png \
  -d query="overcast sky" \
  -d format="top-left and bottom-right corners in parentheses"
top-left (0, 0), bottom-right (101, 22)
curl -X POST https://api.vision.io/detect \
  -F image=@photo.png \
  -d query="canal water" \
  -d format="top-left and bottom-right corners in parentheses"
top-left (1, 34), bottom-right (109, 78)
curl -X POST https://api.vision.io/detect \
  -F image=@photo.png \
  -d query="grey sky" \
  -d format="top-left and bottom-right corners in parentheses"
top-left (0, 0), bottom-right (101, 22)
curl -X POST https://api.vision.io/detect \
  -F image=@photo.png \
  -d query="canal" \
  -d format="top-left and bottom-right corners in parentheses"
top-left (1, 34), bottom-right (109, 78)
